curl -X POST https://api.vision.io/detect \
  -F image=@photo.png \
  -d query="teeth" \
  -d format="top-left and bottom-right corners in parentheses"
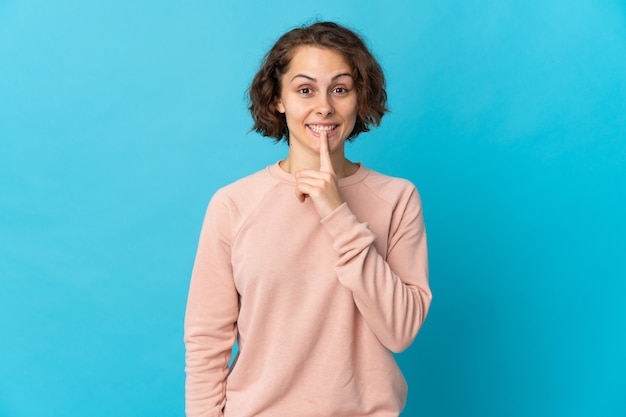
top-left (308, 124), bottom-right (336, 133)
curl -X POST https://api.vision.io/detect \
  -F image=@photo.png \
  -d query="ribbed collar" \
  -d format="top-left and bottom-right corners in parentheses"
top-left (267, 161), bottom-right (370, 187)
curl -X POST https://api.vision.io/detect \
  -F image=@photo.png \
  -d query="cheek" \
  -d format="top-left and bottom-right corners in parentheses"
top-left (347, 104), bottom-right (359, 123)
top-left (345, 96), bottom-right (359, 117)
top-left (284, 105), bottom-right (309, 122)
top-left (283, 112), bottom-right (304, 132)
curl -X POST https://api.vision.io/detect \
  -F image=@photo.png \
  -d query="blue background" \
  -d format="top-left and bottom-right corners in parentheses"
top-left (1, 1), bottom-right (625, 416)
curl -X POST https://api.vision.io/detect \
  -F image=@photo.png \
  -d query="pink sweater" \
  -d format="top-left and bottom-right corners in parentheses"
top-left (184, 162), bottom-right (431, 417)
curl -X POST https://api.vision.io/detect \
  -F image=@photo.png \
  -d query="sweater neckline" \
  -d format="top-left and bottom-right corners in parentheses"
top-left (267, 160), bottom-right (369, 187)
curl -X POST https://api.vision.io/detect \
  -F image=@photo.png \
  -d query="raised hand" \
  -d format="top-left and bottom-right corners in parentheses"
top-left (294, 131), bottom-right (345, 218)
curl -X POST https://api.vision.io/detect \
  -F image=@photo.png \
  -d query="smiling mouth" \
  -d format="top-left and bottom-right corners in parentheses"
top-left (307, 124), bottom-right (338, 134)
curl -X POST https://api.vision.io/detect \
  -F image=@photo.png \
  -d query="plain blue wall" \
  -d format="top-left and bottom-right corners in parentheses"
top-left (1, 0), bottom-right (625, 416)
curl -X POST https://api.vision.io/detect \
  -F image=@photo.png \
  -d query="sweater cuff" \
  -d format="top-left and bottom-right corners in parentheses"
top-left (320, 203), bottom-right (376, 255)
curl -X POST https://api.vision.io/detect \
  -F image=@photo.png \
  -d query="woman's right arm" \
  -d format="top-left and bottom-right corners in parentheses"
top-left (184, 193), bottom-right (239, 417)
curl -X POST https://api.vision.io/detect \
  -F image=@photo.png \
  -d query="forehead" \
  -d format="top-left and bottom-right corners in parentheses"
top-left (284, 45), bottom-right (353, 78)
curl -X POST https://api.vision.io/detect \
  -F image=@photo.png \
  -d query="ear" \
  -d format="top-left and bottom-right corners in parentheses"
top-left (274, 97), bottom-right (285, 114)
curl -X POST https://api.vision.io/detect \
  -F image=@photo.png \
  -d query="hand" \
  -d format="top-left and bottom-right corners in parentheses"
top-left (294, 131), bottom-right (344, 218)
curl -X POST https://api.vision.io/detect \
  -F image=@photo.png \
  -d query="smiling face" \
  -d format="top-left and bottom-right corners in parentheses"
top-left (275, 46), bottom-right (358, 160)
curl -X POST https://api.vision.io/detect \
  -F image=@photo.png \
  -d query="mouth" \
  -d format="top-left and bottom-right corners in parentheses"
top-left (307, 124), bottom-right (338, 136)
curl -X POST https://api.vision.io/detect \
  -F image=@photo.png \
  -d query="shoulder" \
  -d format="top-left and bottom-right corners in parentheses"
top-left (216, 167), bottom-right (274, 196)
top-left (359, 167), bottom-right (421, 206)
top-left (358, 168), bottom-right (426, 235)
top-left (363, 169), bottom-right (416, 189)
top-left (208, 165), bottom-right (280, 216)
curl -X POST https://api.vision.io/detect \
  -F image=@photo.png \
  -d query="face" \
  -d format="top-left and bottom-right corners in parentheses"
top-left (275, 46), bottom-right (358, 157)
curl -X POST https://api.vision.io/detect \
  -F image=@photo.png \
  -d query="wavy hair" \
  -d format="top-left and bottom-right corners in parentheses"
top-left (248, 22), bottom-right (389, 142)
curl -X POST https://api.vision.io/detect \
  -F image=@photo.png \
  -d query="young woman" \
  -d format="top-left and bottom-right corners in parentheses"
top-left (184, 21), bottom-right (432, 417)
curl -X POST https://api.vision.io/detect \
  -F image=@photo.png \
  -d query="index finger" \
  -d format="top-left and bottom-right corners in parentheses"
top-left (319, 130), bottom-right (334, 174)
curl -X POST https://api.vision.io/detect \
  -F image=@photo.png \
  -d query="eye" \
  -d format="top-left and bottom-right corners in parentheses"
top-left (332, 87), bottom-right (350, 94)
top-left (298, 87), bottom-right (313, 95)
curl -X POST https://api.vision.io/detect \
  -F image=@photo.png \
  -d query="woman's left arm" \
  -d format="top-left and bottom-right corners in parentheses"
top-left (321, 187), bottom-right (432, 353)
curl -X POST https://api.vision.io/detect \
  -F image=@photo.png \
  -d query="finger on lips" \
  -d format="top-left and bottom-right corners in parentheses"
top-left (319, 130), bottom-right (334, 174)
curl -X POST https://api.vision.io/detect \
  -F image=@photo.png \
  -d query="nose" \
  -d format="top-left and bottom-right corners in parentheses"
top-left (315, 94), bottom-right (334, 117)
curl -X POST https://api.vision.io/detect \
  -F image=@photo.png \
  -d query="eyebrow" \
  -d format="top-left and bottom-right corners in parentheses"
top-left (290, 73), bottom-right (353, 83)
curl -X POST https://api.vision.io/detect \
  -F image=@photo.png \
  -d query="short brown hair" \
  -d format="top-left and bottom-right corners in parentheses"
top-left (248, 21), bottom-right (389, 142)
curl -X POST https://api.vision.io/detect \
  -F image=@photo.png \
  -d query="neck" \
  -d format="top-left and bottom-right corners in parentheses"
top-left (280, 152), bottom-right (358, 179)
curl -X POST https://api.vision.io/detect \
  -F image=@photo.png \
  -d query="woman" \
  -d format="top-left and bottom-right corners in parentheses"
top-left (185, 21), bottom-right (432, 417)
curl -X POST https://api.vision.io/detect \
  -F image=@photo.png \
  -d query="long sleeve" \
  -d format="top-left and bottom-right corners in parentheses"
top-left (183, 164), bottom-right (431, 416)
top-left (321, 185), bottom-right (431, 353)
top-left (184, 192), bottom-right (239, 417)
